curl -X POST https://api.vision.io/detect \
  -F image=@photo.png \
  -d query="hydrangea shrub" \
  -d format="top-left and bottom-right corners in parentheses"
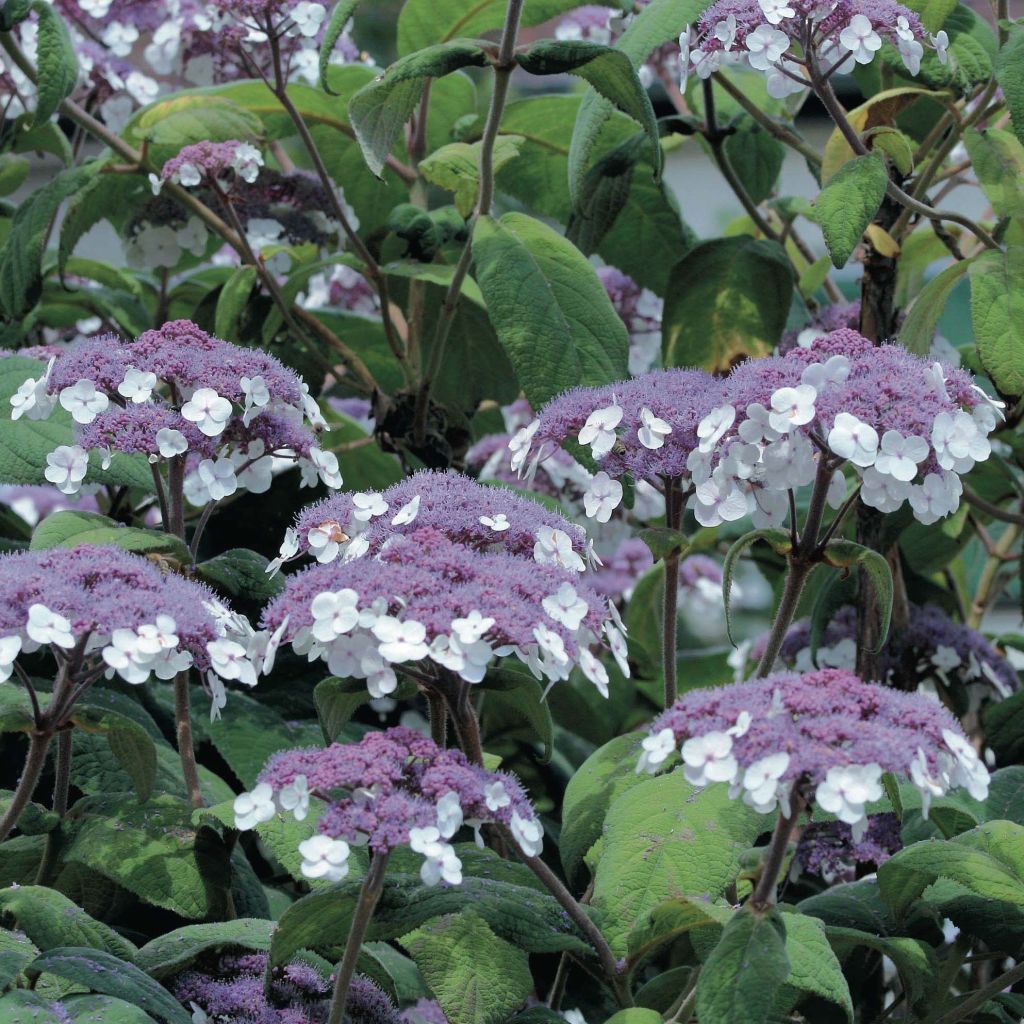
top-left (0, 0), bottom-right (1022, 1020)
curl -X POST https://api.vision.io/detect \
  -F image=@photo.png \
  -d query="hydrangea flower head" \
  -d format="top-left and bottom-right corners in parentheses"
top-left (796, 812), bottom-right (902, 882)
top-left (0, 546), bottom-right (270, 691)
top-left (5, 321), bottom-right (338, 504)
top-left (262, 526), bottom-right (621, 695)
top-left (160, 140), bottom-right (264, 188)
top-left (639, 668), bottom-right (989, 835)
top-left (597, 267), bottom-right (664, 376)
top-left (235, 727), bottom-right (545, 882)
top-left (687, 329), bottom-right (999, 528)
top-left (172, 952), bottom-right (397, 1024)
top-left (685, 0), bottom-right (937, 90)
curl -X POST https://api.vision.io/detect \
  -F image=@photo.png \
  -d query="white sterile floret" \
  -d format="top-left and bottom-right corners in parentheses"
top-left (26, 603), bottom-right (75, 649)
top-left (309, 447), bottom-right (343, 490)
top-left (436, 791), bottom-right (464, 839)
top-left (638, 407), bottom-right (672, 450)
top-left (485, 781), bottom-right (511, 812)
top-left (533, 526), bottom-right (585, 573)
top-left (196, 458), bottom-right (238, 502)
top-left (826, 469), bottom-right (848, 509)
top-left (429, 634), bottom-right (493, 683)
top-left (637, 727), bottom-right (677, 774)
top-left (758, 0), bottom-right (795, 21)
top-left (240, 375), bottom-right (270, 426)
top-left (768, 384), bottom-right (816, 433)
top-left (44, 445), bottom-right (89, 495)
top-left (745, 24), bottom-right (790, 69)
top-left (942, 729), bottom-right (990, 801)
top-left (352, 491), bottom-right (388, 521)
top-left (267, 528), bottom-right (300, 578)
top-left (420, 842), bottom-right (463, 886)
top-left (738, 402), bottom-right (780, 445)
top-left (681, 731), bottom-right (738, 787)
top-left (583, 471), bottom-right (623, 523)
top-left (156, 428), bottom-right (188, 459)
top-left (118, 367), bottom-right (157, 403)
top-left (510, 811), bottom-right (544, 856)
top-left (908, 471), bottom-right (961, 524)
top-left (372, 616), bottom-right (429, 662)
top-left (307, 520), bottom-right (347, 563)
top-left (739, 752), bottom-right (790, 812)
top-left (0, 636), bottom-right (22, 683)
top-left (860, 467), bottom-right (911, 513)
top-left (578, 402), bottom-right (623, 458)
top-left (509, 419), bottom-right (540, 474)
top-left (931, 411), bottom-right (989, 472)
top-left (697, 404), bottom-right (736, 452)
top-left (181, 387), bottom-right (232, 437)
top-left (839, 14), bottom-right (883, 62)
top-left (233, 782), bottom-right (276, 830)
top-left (279, 774), bottom-right (310, 821)
top-left (231, 143), bottom-right (264, 183)
top-left (290, 1), bottom-right (327, 37)
top-left (479, 512), bottom-right (510, 532)
top-left (391, 495), bottom-right (420, 526)
top-left (542, 582), bottom-right (589, 631)
top-left (815, 763), bottom-right (883, 834)
top-left (579, 648), bottom-right (610, 698)
top-left (874, 430), bottom-right (929, 482)
top-left (800, 355), bottom-right (850, 390)
top-left (59, 380), bottom-right (109, 425)
top-left (298, 834), bottom-right (350, 881)
top-left (910, 747), bottom-right (946, 817)
top-left (207, 638), bottom-right (258, 686)
top-left (310, 589), bottom-right (360, 643)
top-left (606, 623), bottom-right (629, 677)
top-left (11, 374), bottom-right (55, 422)
top-left (827, 412), bottom-right (879, 467)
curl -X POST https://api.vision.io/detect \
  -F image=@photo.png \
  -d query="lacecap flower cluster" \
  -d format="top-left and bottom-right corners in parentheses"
top-left (7, 320), bottom-right (340, 507)
top-left (233, 727), bottom-right (545, 886)
top-left (638, 668), bottom-right (990, 835)
top-left (0, 546), bottom-right (277, 701)
top-left (262, 483), bottom-right (626, 698)
top-left (519, 329), bottom-right (1001, 530)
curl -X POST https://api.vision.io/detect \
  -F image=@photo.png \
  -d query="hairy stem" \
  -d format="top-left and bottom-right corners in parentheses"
top-left (448, 680), bottom-right (485, 767)
top-left (35, 729), bottom-right (73, 885)
top-left (749, 795), bottom-right (805, 909)
top-left (500, 826), bottom-right (631, 1006)
top-left (414, 0), bottom-right (525, 439)
top-left (968, 523), bottom-right (1020, 629)
top-left (0, 731), bottom-right (53, 843)
top-left (930, 959), bottom-right (1024, 1024)
top-left (174, 672), bottom-right (204, 809)
top-left (327, 851), bottom-right (391, 1024)
top-left (426, 691), bottom-right (448, 747)
top-left (662, 479), bottom-right (684, 708)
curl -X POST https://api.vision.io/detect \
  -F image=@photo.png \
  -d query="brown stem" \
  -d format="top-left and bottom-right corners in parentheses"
top-left (426, 691), bottom-right (448, 747)
top-left (175, 672), bottom-right (204, 809)
top-left (448, 680), bottom-right (485, 767)
top-left (0, 731), bottom-right (53, 843)
top-left (35, 729), bottom-right (72, 885)
top-left (662, 479), bottom-right (683, 708)
top-left (749, 795), bottom-right (805, 909)
top-left (326, 851), bottom-right (391, 1024)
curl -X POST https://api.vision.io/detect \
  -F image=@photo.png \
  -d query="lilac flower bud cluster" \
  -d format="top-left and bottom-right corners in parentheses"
top-left (158, 140), bottom-right (265, 190)
top-left (637, 668), bottom-right (990, 836)
top-left (233, 727), bottom-right (545, 885)
top-left (515, 369), bottom-right (726, 526)
top-left (760, 603), bottom-right (1018, 702)
top-left (684, 0), bottom-right (946, 95)
top-left (0, 546), bottom-right (274, 694)
top-left (795, 813), bottom-right (902, 882)
top-left (172, 952), bottom-right (398, 1024)
top-left (262, 525), bottom-right (623, 697)
top-left (555, 6), bottom-right (618, 45)
top-left (684, 329), bottom-right (1000, 528)
top-left (275, 470), bottom-right (592, 574)
top-left (6, 320), bottom-right (340, 505)
top-left (596, 267), bottom-right (664, 377)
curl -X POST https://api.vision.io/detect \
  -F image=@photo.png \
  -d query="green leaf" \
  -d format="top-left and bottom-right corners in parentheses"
top-left (722, 116), bottom-right (785, 206)
top-left (722, 528), bottom-right (792, 646)
top-left (0, 156), bottom-right (29, 198)
top-left (568, 0), bottom-right (714, 203)
top-left (471, 212), bottom-right (629, 408)
top-left (132, 98), bottom-right (263, 167)
top-left (985, 690), bottom-right (1024, 765)
top-left (878, 821), bottom-right (1024, 918)
top-left (403, 912), bottom-right (533, 1024)
top-left (25, 948), bottom-right (190, 1024)
top-left (58, 173), bottom-right (148, 276)
top-left (213, 265), bottom-right (258, 341)
top-left (626, 896), bottom-right (733, 964)
top-left (779, 912), bottom-right (853, 1021)
top-left (968, 246), bottom-right (1024, 396)
top-left (195, 548), bottom-right (284, 603)
top-left (865, 126), bottom-right (915, 176)
top-left (30, 1), bottom-right (79, 128)
top-left (964, 127), bottom-right (1024, 218)
top-left (695, 906), bottom-right (790, 1024)
top-left (604, 1012), bottom-right (661, 1024)
top-left (420, 136), bottom-right (524, 217)
top-left (560, 732), bottom-right (650, 887)
top-left (821, 540), bottom-right (893, 650)
top-left (63, 995), bottom-right (159, 1023)
top-left (62, 794), bottom-right (231, 920)
top-left (30, 511), bottom-right (192, 565)
top-left (898, 258), bottom-right (973, 355)
top-left (134, 920), bottom-right (275, 979)
top-left (348, 42), bottom-right (489, 177)
top-left (314, 675), bottom-right (374, 743)
top-left (902, 0), bottom-right (957, 32)
top-left (319, 0), bottom-right (362, 90)
top-left (396, 0), bottom-right (579, 56)
top-left (271, 859), bottom-right (590, 966)
top-left (0, 990), bottom-right (67, 1023)
top-left (815, 153), bottom-right (888, 269)
top-left (997, 23), bottom-right (1024, 147)
top-left (517, 40), bottom-right (660, 176)
top-left (0, 163), bottom-right (97, 318)
top-left (0, 887), bottom-right (138, 961)
top-left (0, 928), bottom-right (37, 989)
top-left (662, 237), bottom-right (795, 371)
top-left (591, 775), bottom-right (764, 954)
top-left (913, 6), bottom-right (996, 96)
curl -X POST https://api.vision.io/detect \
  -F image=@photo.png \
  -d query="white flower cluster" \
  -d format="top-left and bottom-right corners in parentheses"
top-left (7, 360), bottom-right (341, 503)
